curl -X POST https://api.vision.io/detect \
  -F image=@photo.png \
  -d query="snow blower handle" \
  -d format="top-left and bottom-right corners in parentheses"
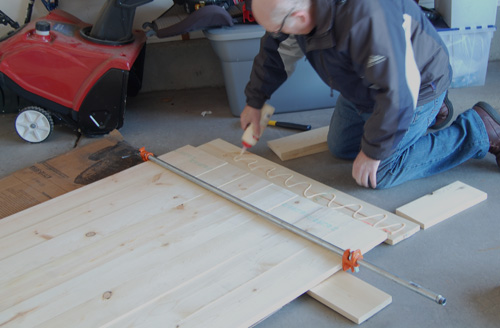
top-left (0, 10), bottom-right (20, 29)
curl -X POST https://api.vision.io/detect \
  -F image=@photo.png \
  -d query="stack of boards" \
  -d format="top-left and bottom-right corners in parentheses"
top-left (1, 139), bottom-right (425, 327)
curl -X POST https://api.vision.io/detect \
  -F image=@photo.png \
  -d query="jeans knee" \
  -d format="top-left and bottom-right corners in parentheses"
top-left (375, 168), bottom-right (402, 189)
top-left (373, 177), bottom-right (392, 189)
top-left (327, 138), bottom-right (358, 160)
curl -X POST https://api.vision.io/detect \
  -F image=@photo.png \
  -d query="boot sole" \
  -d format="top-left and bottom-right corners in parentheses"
top-left (432, 94), bottom-right (454, 129)
top-left (474, 101), bottom-right (500, 125)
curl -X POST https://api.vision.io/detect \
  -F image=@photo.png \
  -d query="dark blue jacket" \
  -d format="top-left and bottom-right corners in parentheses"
top-left (245, 0), bottom-right (452, 160)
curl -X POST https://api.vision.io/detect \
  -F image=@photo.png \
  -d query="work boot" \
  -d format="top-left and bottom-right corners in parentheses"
top-left (431, 93), bottom-right (454, 129)
top-left (473, 101), bottom-right (500, 168)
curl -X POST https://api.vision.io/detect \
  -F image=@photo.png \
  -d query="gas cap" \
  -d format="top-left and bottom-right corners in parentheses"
top-left (35, 21), bottom-right (51, 36)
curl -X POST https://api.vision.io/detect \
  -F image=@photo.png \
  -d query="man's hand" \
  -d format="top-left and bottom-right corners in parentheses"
top-left (240, 105), bottom-right (262, 135)
top-left (352, 151), bottom-right (381, 188)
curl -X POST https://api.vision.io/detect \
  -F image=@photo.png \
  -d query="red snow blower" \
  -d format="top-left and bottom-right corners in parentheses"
top-left (0, 0), bottom-right (151, 143)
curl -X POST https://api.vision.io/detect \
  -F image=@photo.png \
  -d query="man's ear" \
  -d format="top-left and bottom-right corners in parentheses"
top-left (291, 9), bottom-right (312, 29)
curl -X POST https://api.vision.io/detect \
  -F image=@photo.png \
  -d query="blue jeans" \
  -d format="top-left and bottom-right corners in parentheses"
top-left (327, 93), bottom-right (490, 189)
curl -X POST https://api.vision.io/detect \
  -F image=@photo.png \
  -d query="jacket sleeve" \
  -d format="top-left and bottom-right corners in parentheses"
top-left (348, 7), bottom-right (421, 160)
top-left (244, 34), bottom-right (304, 109)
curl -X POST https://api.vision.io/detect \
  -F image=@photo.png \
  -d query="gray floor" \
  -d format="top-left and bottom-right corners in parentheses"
top-left (1, 61), bottom-right (500, 328)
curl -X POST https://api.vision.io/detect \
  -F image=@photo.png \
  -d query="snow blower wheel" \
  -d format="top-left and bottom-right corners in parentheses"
top-left (15, 106), bottom-right (54, 143)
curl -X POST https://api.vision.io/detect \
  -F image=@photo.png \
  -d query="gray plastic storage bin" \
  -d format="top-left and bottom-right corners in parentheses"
top-left (204, 25), bottom-right (337, 116)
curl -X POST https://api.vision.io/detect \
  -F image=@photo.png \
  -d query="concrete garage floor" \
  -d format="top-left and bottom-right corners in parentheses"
top-left (1, 61), bottom-right (500, 327)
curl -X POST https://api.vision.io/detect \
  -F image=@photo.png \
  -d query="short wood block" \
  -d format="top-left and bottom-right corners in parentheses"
top-left (308, 271), bottom-right (392, 324)
top-left (395, 181), bottom-right (487, 229)
top-left (267, 126), bottom-right (329, 161)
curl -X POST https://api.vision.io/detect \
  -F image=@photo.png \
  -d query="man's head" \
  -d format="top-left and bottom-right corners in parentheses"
top-left (251, 0), bottom-right (315, 37)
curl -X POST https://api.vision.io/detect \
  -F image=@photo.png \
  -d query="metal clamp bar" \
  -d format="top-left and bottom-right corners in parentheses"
top-left (141, 149), bottom-right (446, 306)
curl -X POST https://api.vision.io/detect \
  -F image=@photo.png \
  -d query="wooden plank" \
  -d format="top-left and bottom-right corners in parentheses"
top-left (0, 143), bottom-right (233, 261)
top-left (0, 178), bottom-right (208, 285)
top-left (158, 145), bottom-right (228, 177)
top-left (4, 211), bottom-right (266, 327)
top-left (169, 145), bottom-right (387, 253)
top-left (175, 246), bottom-right (339, 328)
top-left (242, 184), bottom-right (298, 211)
top-left (270, 203), bottom-right (386, 255)
top-left (0, 141), bottom-right (388, 327)
top-left (0, 193), bottom-right (239, 305)
top-left (197, 162), bottom-right (250, 188)
top-left (267, 126), bottom-right (329, 161)
top-left (190, 143), bottom-right (391, 324)
top-left (198, 139), bottom-right (420, 245)
top-left (108, 238), bottom-right (342, 328)
top-left (0, 161), bottom-right (163, 239)
top-left (395, 181), bottom-right (487, 229)
top-left (0, 166), bottom-right (203, 262)
top-left (308, 271), bottom-right (392, 324)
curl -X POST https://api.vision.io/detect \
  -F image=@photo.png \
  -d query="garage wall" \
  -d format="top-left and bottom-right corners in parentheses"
top-left (0, 0), bottom-right (174, 36)
top-left (0, 0), bottom-right (499, 92)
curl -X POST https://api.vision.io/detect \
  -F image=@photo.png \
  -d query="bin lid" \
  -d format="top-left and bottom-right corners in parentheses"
top-left (433, 17), bottom-right (497, 32)
top-left (436, 25), bottom-right (497, 34)
top-left (203, 24), bottom-right (265, 41)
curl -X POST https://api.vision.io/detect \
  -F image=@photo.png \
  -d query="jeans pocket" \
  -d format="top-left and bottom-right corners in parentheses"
top-left (412, 98), bottom-right (441, 127)
top-left (428, 106), bottom-right (440, 126)
top-left (411, 107), bottom-right (423, 125)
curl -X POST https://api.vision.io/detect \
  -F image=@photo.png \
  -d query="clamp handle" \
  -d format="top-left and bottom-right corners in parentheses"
top-left (342, 249), bottom-right (363, 273)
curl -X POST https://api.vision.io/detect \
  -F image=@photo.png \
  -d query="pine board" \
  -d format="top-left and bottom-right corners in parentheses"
top-left (395, 181), bottom-right (487, 229)
top-left (267, 126), bottom-right (329, 161)
top-left (198, 139), bottom-right (420, 245)
top-left (0, 141), bottom-right (387, 327)
top-left (308, 271), bottom-right (392, 324)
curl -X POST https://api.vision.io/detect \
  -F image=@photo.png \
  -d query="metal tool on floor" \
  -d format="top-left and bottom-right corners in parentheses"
top-left (139, 147), bottom-right (447, 306)
top-left (268, 120), bottom-right (311, 131)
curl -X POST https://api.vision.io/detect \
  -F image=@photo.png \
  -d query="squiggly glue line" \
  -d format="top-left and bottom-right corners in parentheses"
top-left (233, 153), bottom-right (405, 234)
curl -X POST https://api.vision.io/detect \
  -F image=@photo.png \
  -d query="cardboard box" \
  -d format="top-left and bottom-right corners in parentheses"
top-left (435, 0), bottom-right (498, 29)
top-left (0, 130), bottom-right (143, 219)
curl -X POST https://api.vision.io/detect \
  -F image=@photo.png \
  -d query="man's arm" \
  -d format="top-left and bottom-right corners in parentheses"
top-left (241, 34), bottom-right (304, 135)
top-left (244, 34), bottom-right (303, 112)
top-left (240, 105), bottom-right (262, 136)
